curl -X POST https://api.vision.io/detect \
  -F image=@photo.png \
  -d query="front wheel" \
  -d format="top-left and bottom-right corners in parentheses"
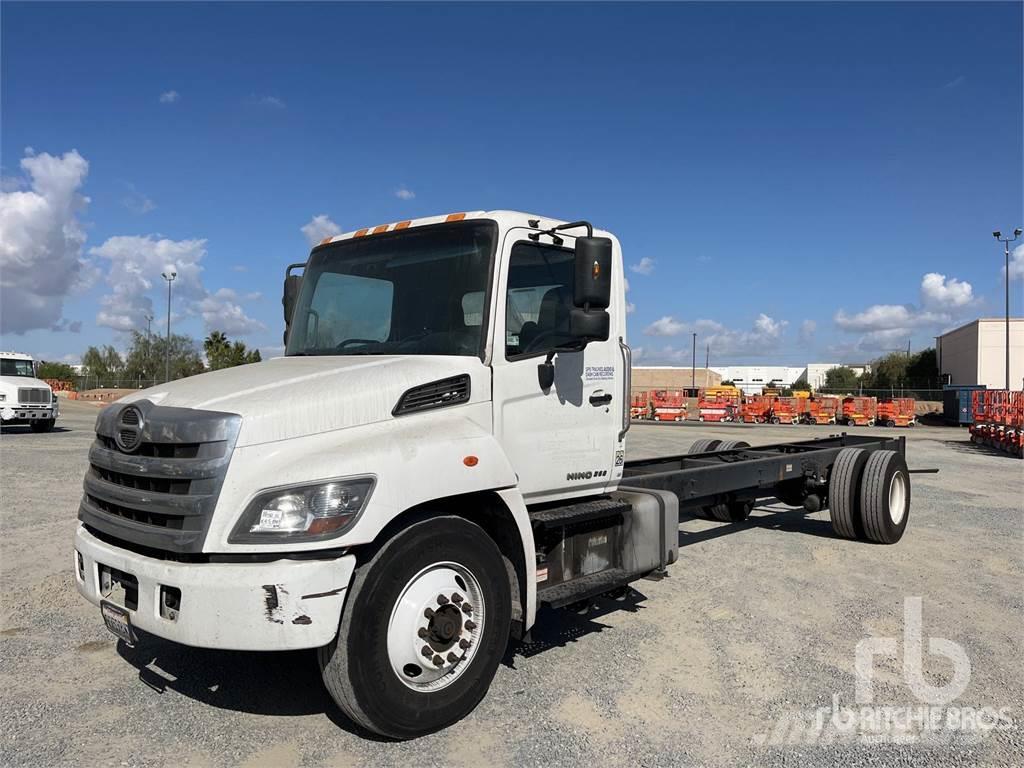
top-left (30, 419), bottom-right (55, 433)
top-left (319, 516), bottom-right (511, 739)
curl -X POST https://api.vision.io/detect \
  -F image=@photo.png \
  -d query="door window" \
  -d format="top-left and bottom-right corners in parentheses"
top-left (505, 242), bottom-right (575, 359)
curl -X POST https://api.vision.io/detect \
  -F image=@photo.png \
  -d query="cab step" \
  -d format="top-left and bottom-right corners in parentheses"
top-left (537, 567), bottom-right (636, 609)
top-left (528, 498), bottom-right (630, 530)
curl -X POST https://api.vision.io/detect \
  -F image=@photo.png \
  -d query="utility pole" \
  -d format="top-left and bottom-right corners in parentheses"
top-left (705, 344), bottom-right (710, 372)
top-left (993, 228), bottom-right (1021, 391)
top-left (691, 332), bottom-right (697, 390)
top-left (161, 269), bottom-right (177, 383)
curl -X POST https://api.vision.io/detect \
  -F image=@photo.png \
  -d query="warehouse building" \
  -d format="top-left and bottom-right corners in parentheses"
top-left (631, 366), bottom-right (721, 392)
top-left (937, 318), bottom-right (1024, 389)
top-left (709, 365), bottom-right (806, 395)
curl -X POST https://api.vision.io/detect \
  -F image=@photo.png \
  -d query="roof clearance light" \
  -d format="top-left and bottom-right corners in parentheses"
top-left (446, 213), bottom-right (466, 222)
top-left (372, 225), bottom-right (388, 234)
top-left (353, 228), bottom-right (369, 238)
top-left (394, 220), bottom-right (411, 230)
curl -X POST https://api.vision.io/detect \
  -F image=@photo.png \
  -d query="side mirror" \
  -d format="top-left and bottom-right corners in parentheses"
top-left (570, 236), bottom-right (612, 349)
top-left (573, 236), bottom-right (612, 309)
top-left (282, 264), bottom-right (304, 342)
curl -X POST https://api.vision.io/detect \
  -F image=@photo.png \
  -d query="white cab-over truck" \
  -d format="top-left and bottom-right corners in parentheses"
top-left (1, 351), bottom-right (58, 432)
top-left (74, 211), bottom-right (914, 738)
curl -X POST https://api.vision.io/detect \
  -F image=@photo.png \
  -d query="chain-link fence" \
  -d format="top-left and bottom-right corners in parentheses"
top-left (815, 387), bottom-right (944, 402)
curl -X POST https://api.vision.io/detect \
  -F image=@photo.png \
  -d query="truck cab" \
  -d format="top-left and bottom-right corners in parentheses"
top-left (74, 211), bottom-right (644, 737)
top-left (0, 352), bottom-right (59, 432)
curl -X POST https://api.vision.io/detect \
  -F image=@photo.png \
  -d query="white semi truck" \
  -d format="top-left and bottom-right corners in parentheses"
top-left (73, 211), bottom-right (913, 738)
top-left (1, 351), bottom-right (59, 432)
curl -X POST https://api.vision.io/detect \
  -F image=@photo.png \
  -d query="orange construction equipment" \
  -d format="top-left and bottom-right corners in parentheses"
top-left (876, 397), bottom-right (916, 427)
top-left (631, 390), bottom-right (651, 420)
top-left (698, 388), bottom-right (740, 422)
top-left (651, 389), bottom-right (687, 422)
top-left (768, 396), bottom-right (801, 424)
top-left (803, 396), bottom-right (840, 425)
top-left (842, 396), bottom-right (877, 426)
top-left (970, 390), bottom-right (1024, 458)
top-left (740, 395), bottom-right (772, 424)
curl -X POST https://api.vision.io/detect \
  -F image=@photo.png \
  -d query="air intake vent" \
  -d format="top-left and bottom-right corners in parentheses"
top-left (393, 374), bottom-right (471, 416)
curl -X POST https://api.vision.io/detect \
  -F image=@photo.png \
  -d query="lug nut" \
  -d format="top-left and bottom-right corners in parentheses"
top-left (437, 594), bottom-right (449, 605)
top-left (461, 603), bottom-right (472, 614)
top-left (451, 593), bottom-right (464, 604)
top-left (447, 652), bottom-right (459, 663)
top-left (424, 607), bottom-right (435, 620)
top-left (432, 654), bottom-right (444, 667)
top-left (459, 638), bottom-right (471, 650)
top-left (417, 627), bottom-right (428, 638)
top-left (465, 620), bottom-right (477, 631)
top-left (421, 645), bottom-right (432, 658)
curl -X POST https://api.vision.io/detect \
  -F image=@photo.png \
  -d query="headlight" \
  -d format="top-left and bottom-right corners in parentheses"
top-left (229, 477), bottom-right (374, 543)
top-left (0, 394), bottom-right (5, 401)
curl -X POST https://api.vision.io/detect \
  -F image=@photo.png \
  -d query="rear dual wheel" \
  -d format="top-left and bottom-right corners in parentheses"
top-left (319, 517), bottom-right (511, 739)
top-left (828, 448), bottom-right (909, 544)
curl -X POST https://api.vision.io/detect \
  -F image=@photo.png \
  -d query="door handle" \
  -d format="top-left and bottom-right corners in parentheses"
top-left (590, 393), bottom-right (613, 407)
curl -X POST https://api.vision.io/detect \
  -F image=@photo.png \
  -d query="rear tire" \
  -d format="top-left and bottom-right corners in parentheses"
top-left (687, 439), bottom-right (721, 454)
top-left (859, 450), bottom-right (910, 544)
top-left (828, 448), bottom-right (869, 540)
top-left (318, 516), bottom-right (511, 739)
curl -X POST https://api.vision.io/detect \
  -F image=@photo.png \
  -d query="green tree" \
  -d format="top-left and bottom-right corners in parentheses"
top-left (824, 366), bottom-right (860, 390)
top-left (123, 332), bottom-right (205, 383)
top-left (204, 331), bottom-right (261, 370)
top-left (36, 361), bottom-right (77, 381)
top-left (791, 377), bottom-right (812, 393)
top-left (81, 345), bottom-right (125, 384)
top-left (906, 348), bottom-right (938, 388)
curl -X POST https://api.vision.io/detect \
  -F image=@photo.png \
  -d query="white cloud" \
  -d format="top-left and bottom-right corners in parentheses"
top-left (798, 319), bottom-right (816, 344)
top-left (833, 272), bottom-right (975, 354)
top-left (1006, 244), bottom-right (1024, 281)
top-left (395, 186), bottom-right (415, 200)
top-left (301, 214), bottom-right (342, 246)
top-left (251, 94), bottom-right (285, 109)
top-left (626, 302), bottom-right (636, 314)
top-left (629, 257), bottom-right (655, 276)
top-left (231, 265), bottom-right (248, 273)
top-left (89, 235), bottom-right (265, 336)
top-left (159, 90), bottom-right (180, 104)
top-left (920, 272), bottom-right (973, 309)
top-left (642, 313), bottom-right (787, 360)
top-left (0, 149), bottom-right (94, 334)
top-left (121, 182), bottom-right (155, 214)
top-left (644, 316), bottom-right (686, 336)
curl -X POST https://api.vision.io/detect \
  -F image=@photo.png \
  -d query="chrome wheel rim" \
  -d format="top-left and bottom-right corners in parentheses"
top-left (387, 561), bottom-right (485, 692)
top-left (888, 471), bottom-right (907, 525)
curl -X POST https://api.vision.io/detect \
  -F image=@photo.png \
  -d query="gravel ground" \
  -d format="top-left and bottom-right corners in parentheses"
top-left (1, 400), bottom-right (1022, 767)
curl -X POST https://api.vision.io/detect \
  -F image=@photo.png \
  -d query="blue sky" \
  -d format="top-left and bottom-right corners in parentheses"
top-left (2, 1), bottom-right (1021, 366)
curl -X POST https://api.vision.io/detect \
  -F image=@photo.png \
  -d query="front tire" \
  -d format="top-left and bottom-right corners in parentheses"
top-left (31, 419), bottom-right (55, 433)
top-left (319, 516), bottom-right (512, 739)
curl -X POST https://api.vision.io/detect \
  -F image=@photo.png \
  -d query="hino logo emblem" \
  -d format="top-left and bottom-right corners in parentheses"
top-left (114, 406), bottom-right (144, 453)
top-left (566, 469), bottom-right (609, 481)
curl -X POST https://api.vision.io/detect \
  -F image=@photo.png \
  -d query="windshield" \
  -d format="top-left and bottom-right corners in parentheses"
top-left (1, 358), bottom-right (35, 377)
top-left (286, 222), bottom-right (496, 357)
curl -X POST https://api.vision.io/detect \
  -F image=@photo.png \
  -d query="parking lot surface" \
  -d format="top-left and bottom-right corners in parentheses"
top-left (2, 400), bottom-right (1022, 767)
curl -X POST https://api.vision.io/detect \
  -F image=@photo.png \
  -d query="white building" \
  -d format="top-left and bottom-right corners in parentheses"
top-left (804, 363), bottom-right (842, 390)
top-left (937, 318), bottom-right (1024, 389)
top-left (710, 365), bottom-right (807, 395)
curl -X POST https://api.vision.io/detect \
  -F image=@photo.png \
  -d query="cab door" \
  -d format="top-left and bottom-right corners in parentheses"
top-left (490, 228), bottom-right (627, 504)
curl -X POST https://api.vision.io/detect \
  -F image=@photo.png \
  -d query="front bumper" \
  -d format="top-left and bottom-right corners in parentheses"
top-left (74, 525), bottom-right (354, 651)
top-left (1, 404), bottom-right (57, 422)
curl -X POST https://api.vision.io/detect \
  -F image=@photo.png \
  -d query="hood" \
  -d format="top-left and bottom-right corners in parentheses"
top-left (0, 375), bottom-right (52, 392)
top-left (119, 355), bottom-right (489, 447)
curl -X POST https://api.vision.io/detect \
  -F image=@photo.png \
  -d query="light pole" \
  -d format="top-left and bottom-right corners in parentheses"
top-left (992, 228), bottom-right (1021, 391)
top-left (161, 269), bottom-right (177, 383)
top-left (144, 314), bottom-right (154, 387)
top-left (691, 332), bottom-right (697, 390)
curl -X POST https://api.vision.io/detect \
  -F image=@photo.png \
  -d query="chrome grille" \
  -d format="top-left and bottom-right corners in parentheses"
top-left (18, 387), bottom-right (50, 404)
top-left (79, 400), bottom-right (241, 554)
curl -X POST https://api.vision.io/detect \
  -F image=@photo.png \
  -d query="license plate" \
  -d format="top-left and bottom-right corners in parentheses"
top-left (101, 600), bottom-right (136, 644)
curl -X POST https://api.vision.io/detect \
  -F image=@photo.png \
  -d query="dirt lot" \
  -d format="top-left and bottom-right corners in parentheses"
top-left (2, 400), bottom-right (1022, 767)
